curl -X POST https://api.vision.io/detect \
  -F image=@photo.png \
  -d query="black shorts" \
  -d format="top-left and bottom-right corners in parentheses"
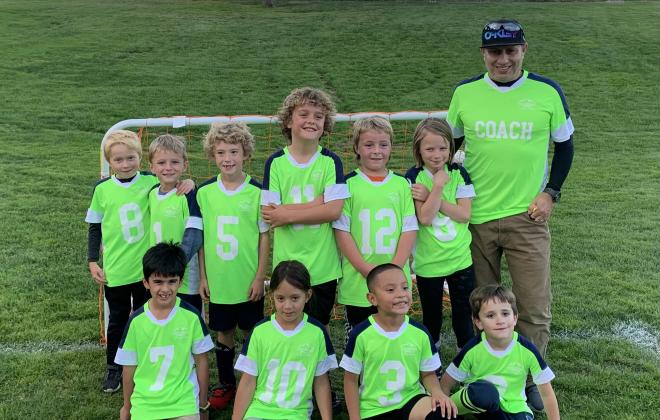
top-left (345, 304), bottom-right (378, 327)
top-left (304, 280), bottom-right (338, 325)
top-left (209, 299), bottom-right (264, 332)
top-left (178, 293), bottom-right (203, 314)
top-left (364, 393), bottom-right (426, 420)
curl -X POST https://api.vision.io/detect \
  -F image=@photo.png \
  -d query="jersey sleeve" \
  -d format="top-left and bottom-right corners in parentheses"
top-left (445, 346), bottom-right (472, 382)
top-left (322, 150), bottom-right (350, 203)
top-left (339, 329), bottom-right (364, 375)
top-left (520, 338), bottom-right (556, 385)
top-left (256, 190), bottom-right (270, 233)
top-left (315, 327), bottom-right (339, 376)
top-left (416, 323), bottom-right (441, 372)
top-left (261, 153), bottom-right (282, 206)
top-left (446, 86), bottom-right (465, 139)
top-left (184, 189), bottom-right (203, 231)
top-left (455, 165), bottom-right (476, 199)
top-left (235, 332), bottom-right (259, 376)
top-left (85, 184), bottom-right (104, 223)
top-left (401, 178), bottom-right (419, 232)
top-left (331, 192), bottom-right (351, 231)
top-left (546, 81), bottom-right (574, 143)
top-left (114, 316), bottom-right (138, 366)
top-left (191, 311), bottom-right (214, 354)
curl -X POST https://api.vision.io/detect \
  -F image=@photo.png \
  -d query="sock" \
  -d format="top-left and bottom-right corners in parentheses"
top-left (215, 342), bottom-right (236, 386)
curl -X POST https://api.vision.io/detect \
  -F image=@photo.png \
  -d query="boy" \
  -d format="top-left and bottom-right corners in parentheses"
top-left (341, 263), bottom-right (457, 420)
top-left (115, 242), bottom-right (214, 420)
top-left (334, 117), bottom-right (418, 330)
top-left (148, 134), bottom-right (204, 311)
top-left (197, 122), bottom-right (270, 410)
top-left (261, 87), bottom-right (349, 328)
top-left (440, 285), bottom-right (560, 419)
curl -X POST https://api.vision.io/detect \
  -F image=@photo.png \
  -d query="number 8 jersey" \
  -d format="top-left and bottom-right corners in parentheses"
top-left (235, 314), bottom-right (338, 420)
top-left (340, 315), bottom-right (441, 418)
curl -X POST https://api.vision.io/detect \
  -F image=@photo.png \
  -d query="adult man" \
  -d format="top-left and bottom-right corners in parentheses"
top-left (446, 18), bottom-right (574, 410)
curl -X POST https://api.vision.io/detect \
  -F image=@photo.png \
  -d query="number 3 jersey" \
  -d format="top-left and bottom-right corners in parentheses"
top-left (148, 187), bottom-right (203, 295)
top-left (405, 164), bottom-right (475, 277)
top-left (261, 146), bottom-right (349, 286)
top-left (340, 315), bottom-right (441, 418)
top-left (115, 298), bottom-right (214, 420)
top-left (333, 170), bottom-right (418, 307)
top-left (196, 175), bottom-right (268, 304)
top-left (445, 331), bottom-right (555, 414)
top-left (85, 172), bottom-right (158, 287)
top-left (235, 313), bottom-right (338, 420)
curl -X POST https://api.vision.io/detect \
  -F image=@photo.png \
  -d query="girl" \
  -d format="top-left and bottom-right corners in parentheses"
top-left (232, 260), bottom-right (337, 420)
top-left (405, 117), bottom-right (476, 352)
top-left (333, 117), bottom-right (418, 331)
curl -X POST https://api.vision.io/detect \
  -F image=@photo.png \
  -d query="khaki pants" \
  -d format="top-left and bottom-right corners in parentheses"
top-left (170, 415), bottom-right (200, 420)
top-left (469, 212), bottom-right (551, 357)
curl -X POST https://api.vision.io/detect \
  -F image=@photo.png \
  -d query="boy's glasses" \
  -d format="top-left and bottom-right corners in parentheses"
top-left (484, 22), bottom-right (523, 32)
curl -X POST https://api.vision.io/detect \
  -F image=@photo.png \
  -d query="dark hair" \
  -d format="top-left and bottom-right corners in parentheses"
top-left (366, 263), bottom-right (404, 291)
top-left (469, 285), bottom-right (518, 319)
top-left (270, 260), bottom-right (311, 292)
top-left (143, 242), bottom-right (187, 281)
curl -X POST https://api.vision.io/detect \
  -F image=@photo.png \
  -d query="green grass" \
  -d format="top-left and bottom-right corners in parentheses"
top-left (1, 0), bottom-right (659, 418)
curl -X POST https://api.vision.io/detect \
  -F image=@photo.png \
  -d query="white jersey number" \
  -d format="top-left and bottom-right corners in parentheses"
top-left (358, 208), bottom-right (398, 255)
top-left (149, 345), bottom-right (175, 391)
top-left (290, 185), bottom-right (320, 230)
top-left (259, 359), bottom-right (307, 409)
top-left (152, 221), bottom-right (163, 243)
top-left (378, 360), bottom-right (406, 406)
top-left (432, 215), bottom-right (457, 242)
top-left (119, 203), bottom-right (145, 244)
top-left (216, 216), bottom-right (239, 260)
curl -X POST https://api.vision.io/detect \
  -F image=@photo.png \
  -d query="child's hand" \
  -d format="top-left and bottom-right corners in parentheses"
top-left (431, 390), bottom-right (457, 419)
top-left (432, 169), bottom-right (449, 188)
top-left (199, 277), bottom-right (210, 302)
top-left (248, 277), bottom-right (265, 302)
top-left (88, 262), bottom-right (106, 285)
top-left (411, 183), bottom-right (431, 202)
top-left (175, 179), bottom-right (195, 195)
top-left (119, 404), bottom-right (131, 420)
top-left (261, 204), bottom-right (290, 228)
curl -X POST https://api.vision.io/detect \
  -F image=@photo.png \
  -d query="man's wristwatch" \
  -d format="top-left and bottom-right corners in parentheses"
top-left (543, 187), bottom-right (561, 203)
top-left (200, 400), bottom-right (211, 413)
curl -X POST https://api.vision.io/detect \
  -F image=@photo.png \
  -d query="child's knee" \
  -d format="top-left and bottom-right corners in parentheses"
top-left (467, 380), bottom-right (500, 412)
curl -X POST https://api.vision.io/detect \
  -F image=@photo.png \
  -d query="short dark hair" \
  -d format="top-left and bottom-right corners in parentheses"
top-left (469, 285), bottom-right (518, 319)
top-left (366, 263), bottom-right (404, 291)
top-left (270, 260), bottom-right (311, 292)
top-left (143, 242), bottom-right (187, 281)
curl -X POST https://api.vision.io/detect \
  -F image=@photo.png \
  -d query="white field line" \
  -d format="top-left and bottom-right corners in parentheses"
top-left (0, 340), bottom-right (100, 355)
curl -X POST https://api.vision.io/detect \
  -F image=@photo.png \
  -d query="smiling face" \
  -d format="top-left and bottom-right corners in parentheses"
top-left (108, 143), bottom-right (140, 179)
top-left (356, 129), bottom-right (392, 176)
top-left (272, 279), bottom-right (312, 329)
top-left (213, 140), bottom-right (247, 180)
top-left (150, 149), bottom-right (187, 190)
top-left (482, 44), bottom-right (527, 83)
top-left (419, 132), bottom-right (451, 174)
top-left (143, 273), bottom-right (181, 310)
top-left (367, 268), bottom-right (411, 316)
top-left (287, 103), bottom-right (326, 144)
top-left (474, 298), bottom-right (518, 344)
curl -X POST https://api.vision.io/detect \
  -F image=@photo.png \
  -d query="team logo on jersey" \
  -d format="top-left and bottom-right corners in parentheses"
top-left (238, 200), bottom-right (253, 213)
top-left (164, 206), bottom-right (178, 218)
top-left (173, 326), bottom-right (188, 339)
top-left (387, 192), bottom-right (400, 206)
top-left (311, 170), bottom-right (323, 181)
top-left (400, 343), bottom-right (417, 356)
top-left (297, 343), bottom-right (314, 356)
top-left (507, 362), bottom-right (525, 375)
top-left (518, 99), bottom-right (536, 110)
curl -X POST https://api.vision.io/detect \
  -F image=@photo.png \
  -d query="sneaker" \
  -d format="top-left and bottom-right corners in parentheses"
top-left (209, 383), bottom-right (236, 410)
top-left (102, 365), bottom-right (122, 393)
top-left (525, 384), bottom-right (544, 412)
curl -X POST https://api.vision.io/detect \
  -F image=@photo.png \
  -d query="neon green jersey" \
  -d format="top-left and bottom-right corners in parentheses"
top-left (262, 146), bottom-right (349, 286)
top-left (196, 175), bottom-right (268, 304)
top-left (405, 164), bottom-right (474, 277)
top-left (115, 298), bottom-right (214, 420)
top-left (85, 172), bottom-right (158, 287)
top-left (148, 187), bottom-right (203, 294)
top-left (340, 316), bottom-right (441, 418)
top-left (235, 314), bottom-right (338, 420)
top-left (447, 71), bottom-right (574, 224)
top-left (446, 332), bottom-right (555, 414)
top-left (333, 170), bottom-right (418, 306)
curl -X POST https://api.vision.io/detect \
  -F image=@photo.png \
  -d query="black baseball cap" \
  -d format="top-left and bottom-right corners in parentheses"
top-left (481, 19), bottom-right (526, 48)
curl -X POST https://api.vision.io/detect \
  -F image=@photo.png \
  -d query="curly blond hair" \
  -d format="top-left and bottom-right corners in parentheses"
top-left (203, 122), bottom-right (255, 159)
top-left (278, 87), bottom-right (336, 143)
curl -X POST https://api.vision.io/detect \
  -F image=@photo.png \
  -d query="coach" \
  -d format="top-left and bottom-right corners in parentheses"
top-left (446, 19), bottom-right (574, 408)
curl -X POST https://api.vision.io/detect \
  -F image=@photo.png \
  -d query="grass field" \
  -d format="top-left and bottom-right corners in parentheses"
top-left (1, 1), bottom-right (659, 419)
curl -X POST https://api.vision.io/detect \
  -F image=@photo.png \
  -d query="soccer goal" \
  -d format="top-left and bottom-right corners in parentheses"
top-left (96, 111), bottom-right (450, 343)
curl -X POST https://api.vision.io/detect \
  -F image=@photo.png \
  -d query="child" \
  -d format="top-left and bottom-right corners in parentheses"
top-left (197, 122), bottom-right (270, 410)
top-left (405, 118), bottom-right (476, 351)
top-left (261, 87), bottom-right (349, 328)
top-left (115, 242), bottom-right (214, 420)
top-left (232, 260), bottom-right (337, 420)
top-left (148, 134), bottom-right (204, 312)
top-left (333, 117), bottom-right (418, 330)
top-left (440, 285), bottom-right (560, 419)
top-left (341, 263), bottom-right (457, 420)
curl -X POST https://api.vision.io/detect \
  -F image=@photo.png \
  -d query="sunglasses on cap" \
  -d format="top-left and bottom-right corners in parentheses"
top-left (484, 21), bottom-right (523, 32)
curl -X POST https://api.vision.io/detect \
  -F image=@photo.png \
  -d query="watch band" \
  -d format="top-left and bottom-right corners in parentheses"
top-left (199, 400), bottom-right (211, 412)
top-left (543, 187), bottom-right (561, 203)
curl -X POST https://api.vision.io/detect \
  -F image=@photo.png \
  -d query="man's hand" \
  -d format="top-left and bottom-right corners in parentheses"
top-left (89, 262), bottom-right (106, 285)
top-left (528, 192), bottom-right (554, 223)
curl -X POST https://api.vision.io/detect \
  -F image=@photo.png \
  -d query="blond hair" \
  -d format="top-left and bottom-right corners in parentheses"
top-left (351, 116), bottom-right (394, 161)
top-left (203, 122), bottom-right (255, 159)
top-left (103, 130), bottom-right (142, 161)
top-left (148, 134), bottom-right (187, 162)
top-left (411, 118), bottom-right (455, 168)
top-left (278, 87), bottom-right (336, 143)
